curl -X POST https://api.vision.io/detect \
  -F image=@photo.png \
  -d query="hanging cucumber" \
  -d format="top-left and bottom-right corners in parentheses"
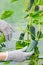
top-left (29, 0), bottom-right (34, 10)
top-left (26, 25), bottom-right (38, 52)
top-left (30, 25), bottom-right (35, 40)
top-left (26, 40), bottom-right (38, 52)
top-left (26, 0), bottom-right (34, 11)
top-left (19, 33), bottom-right (25, 40)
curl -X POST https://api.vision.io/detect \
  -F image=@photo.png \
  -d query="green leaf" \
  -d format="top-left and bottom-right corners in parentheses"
top-left (24, 14), bottom-right (29, 18)
top-left (16, 33), bottom-right (25, 49)
top-left (39, 0), bottom-right (43, 5)
top-left (37, 31), bottom-right (42, 40)
top-left (32, 20), bottom-right (39, 25)
top-left (1, 10), bottom-right (13, 19)
top-left (41, 34), bottom-right (43, 38)
top-left (11, 0), bottom-right (18, 2)
top-left (37, 31), bottom-right (43, 39)
top-left (31, 10), bottom-right (43, 17)
top-left (32, 19), bottom-right (43, 25)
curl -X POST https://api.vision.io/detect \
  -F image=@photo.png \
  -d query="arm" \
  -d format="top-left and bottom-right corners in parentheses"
top-left (0, 46), bottom-right (34, 62)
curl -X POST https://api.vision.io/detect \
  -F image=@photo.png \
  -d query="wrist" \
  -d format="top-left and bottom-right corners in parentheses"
top-left (4, 52), bottom-right (8, 61)
top-left (0, 52), bottom-right (8, 61)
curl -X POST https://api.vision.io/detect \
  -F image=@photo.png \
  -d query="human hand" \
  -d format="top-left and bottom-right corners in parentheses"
top-left (5, 46), bottom-right (34, 62)
top-left (0, 20), bottom-right (13, 41)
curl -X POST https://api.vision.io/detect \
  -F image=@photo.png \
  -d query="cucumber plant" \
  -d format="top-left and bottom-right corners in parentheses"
top-left (16, 0), bottom-right (43, 65)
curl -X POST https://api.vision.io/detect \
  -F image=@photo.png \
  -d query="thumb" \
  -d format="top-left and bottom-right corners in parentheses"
top-left (19, 46), bottom-right (28, 52)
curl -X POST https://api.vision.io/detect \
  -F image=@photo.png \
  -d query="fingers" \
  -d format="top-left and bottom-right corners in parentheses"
top-left (3, 27), bottom-right (12, 41)
top-left (24, 50), bottom-right (34, 57)
top-left (0, 20), bottom-right (13, 41)
top-left (19, 46), bottom-right (28, 52)
top-left (8, 24), bottom-right (14, 32)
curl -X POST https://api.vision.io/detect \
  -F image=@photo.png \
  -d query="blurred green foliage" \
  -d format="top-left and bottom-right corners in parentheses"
top-left (11, 0), bottom-right (18, 2)
top-left (1, 10), bottom-right (13, 19)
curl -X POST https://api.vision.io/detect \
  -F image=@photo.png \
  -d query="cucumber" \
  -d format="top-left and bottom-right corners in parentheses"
top-left (26, 25), bottom-right (38, 52)
top-left (30, 25), bottom-right (35, 40)
top-left (30, 0), bottom-right (34, 10)
top-left (26, 40), bottom-right (38, 52)
top-left (26, 0), bottom-right (34, 11)
top-left (19, 33), bottom-right (25, 40)
top-left (35, 5), bottom-right (39, 11)
top-left (0, 32), bottom-right (5, 44)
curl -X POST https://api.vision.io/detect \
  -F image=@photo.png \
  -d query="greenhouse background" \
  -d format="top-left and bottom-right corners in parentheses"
top-left (0, 0), bottom-right (43, 65)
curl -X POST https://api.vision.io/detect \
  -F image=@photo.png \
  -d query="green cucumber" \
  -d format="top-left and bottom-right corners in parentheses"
top-left (0, 32), bottom-right (5, 44)
top-left (30, 25), bottom-right (35, 40)
top-left (29, 0), bottom-right (34, 10)
top-left (26, 40), bottom-right (38, 52)
top-left (19, 33), bottom-right (25, 40)
top-left (35, 5), bottom-right (39, 11)
top-left (26, 0), bottom-right (34, 11)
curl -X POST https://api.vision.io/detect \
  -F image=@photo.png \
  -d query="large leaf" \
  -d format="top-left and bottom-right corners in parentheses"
top-left (1, 10), bottom-right (13, 19)
top-left (16, 40), bottom-right (29, 49)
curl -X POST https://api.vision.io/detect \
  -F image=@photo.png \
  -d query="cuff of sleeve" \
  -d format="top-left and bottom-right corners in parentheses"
top-left (4, 51), bottom-right (8, 61)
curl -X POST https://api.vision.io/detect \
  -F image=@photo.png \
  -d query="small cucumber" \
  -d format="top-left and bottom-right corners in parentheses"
top-left (0, 32), bottom-right (6, 44)
top-left (30, 0), bottom-right (34, 9)
top-left (19, 33), bottom-right (25, 40)
top-left (35, 5), bottom-right (39, 11)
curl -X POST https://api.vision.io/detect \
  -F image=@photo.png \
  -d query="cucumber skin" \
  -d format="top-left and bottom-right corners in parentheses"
top-left (26, 40), bottom-right (38, 52)
top-left (26, 25), bottom-right (36, 52)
